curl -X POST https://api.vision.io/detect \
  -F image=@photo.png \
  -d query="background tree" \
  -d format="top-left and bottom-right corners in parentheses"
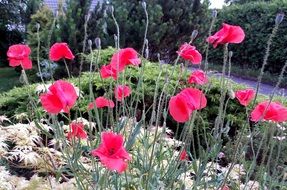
top-left (59, 0), bottom-right (92, 55)
top-left (88, 0), bottom-right (210, 61)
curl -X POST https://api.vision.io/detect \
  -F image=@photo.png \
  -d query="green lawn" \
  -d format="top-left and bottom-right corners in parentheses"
top-left (0, 67), bottom-right (22, 93)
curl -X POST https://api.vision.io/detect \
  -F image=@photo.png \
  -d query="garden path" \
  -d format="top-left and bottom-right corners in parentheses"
top-left (210, 71), bottom-right (287, 97)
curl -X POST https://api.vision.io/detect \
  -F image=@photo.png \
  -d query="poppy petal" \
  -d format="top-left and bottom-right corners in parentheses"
top-left (169, 95), bottom-right (191, 123)
top-left (40, 93), bottom-right (63, 114)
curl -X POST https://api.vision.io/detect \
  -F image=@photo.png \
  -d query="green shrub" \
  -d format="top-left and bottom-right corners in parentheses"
top-left (0, 47), bottom-right (275, 140)
top-left (210, 0), bottom-right (287, 77)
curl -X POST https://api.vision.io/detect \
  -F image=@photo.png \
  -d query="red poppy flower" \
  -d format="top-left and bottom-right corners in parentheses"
top-left (179, 150), bottom-right (189, 161)
top-left (235, 89), bottom-right (255, 106)
top-left (110, 48), bottom-right (141, 72)
top-left (67, 122), bottom-right (88, 140)
top-left (49, 43), bottom-right (75, 61)
top-left (88, 97), bottom-right (115, 110)
top-left (40, 80), bottom-right (78, 114)
top-left (7, 44), bottom-right (32, 69)
top-left (91, 131), bottom-right (131, 173)
top-left (114, 85), bottom-right (131, 102)
top-left (251, 101), bottom-right (287, 122)
top-left (207, 23), bottom-right (245, 48)
top-left (100, 64), bottom-right (118, 80)
top-left (177, 43), bottom-right (202, 64)
top-left (188, 70), bottom-right (208, 85)
top-left (169, 88), bottom-right (207, 123)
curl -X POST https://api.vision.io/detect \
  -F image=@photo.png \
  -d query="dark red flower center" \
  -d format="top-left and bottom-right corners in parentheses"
top-left (108, 148), bottom-right (116, 155)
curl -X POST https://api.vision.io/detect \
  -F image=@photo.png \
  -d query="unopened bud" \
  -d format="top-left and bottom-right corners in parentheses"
top-left (85, 13), bottom-right (91, 22)
top-left (229, 51), bottom-right (233, 58)
top-left (228, 88), bottom-right (235, 99)
top-left (114, 34), bottom-right (118, 41)
top-left (191, 30), bottom-right (198, 40)
top-left (145, 48), bottom-right (149, 59)
top-left (109, 5), bottom-right (114, 14)
top-left (88, 39), bottom-right (92, 48)
top-left (36, 23), bottom-right (40, 30)
top-left (212, 9), bottom-right (217, 18)
top-left (145, 39), bottom-right (149, 45)
top-left (103, 9), bottom-right (108, 18)
top-left (56, 10), bottom-right (59, 17)
top-left (275, 13), bottom-right (284, 25)
top-left (141, 1), bottom-right (146, 9)
top-left (95, 37), bottom-right (101, 49)
top-left (157, 53), bottom-right (160, 61)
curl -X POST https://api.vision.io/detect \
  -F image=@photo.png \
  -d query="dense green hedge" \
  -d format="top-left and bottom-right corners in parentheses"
top-left (210, 0), bottom-right (287, 75)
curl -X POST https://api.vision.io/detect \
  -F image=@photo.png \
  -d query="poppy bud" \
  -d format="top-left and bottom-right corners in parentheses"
top-left (229, 51), bottom-right (233, 58)
top-left (191, 30), bottom-right (198, 40)
top-left (145, 48), bottom-right (149, 59)
top-left (228, 88), bottom-right (235, 99)
top-left (157, 53), bottom-right (161, 61)
top-left (141, 1), bottom-right (146, 9)
top-left (275, 13), bottom-right (284, 25)
top-left (36, 23), bottom-right (40, 30)
top-left (103, 9), bottom-right (108, 18)
top-left (95, 37), bottom-right (101, 49)
top-left (109, 5), bottom-right (114, 14)
top-left (88, 40), bottom-right (92, 48)
top-left (114, 34), bottom-right (118, 42)
top-left (212, 9), bottom-right (217, 18)
top-left (85, 13), bottom-right (91, 22)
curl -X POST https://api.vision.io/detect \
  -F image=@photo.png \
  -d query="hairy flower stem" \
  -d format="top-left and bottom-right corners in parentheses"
top-left (141, 2), bottom-right (149, 57)
top-left (214, 44), bottom-right (229, 138)
top-left (204, 11), bottom-right (217, 71)
top-left (36, 25), bottom-right (45, 84)
top-left (252, 24), bottom-right (279, 106)
top-left (78, 14), bottom-right (90, 90)
top-left (47, 14), bottom-right (57, 80)
top-left (110, 6), bottom-right (121, 123)
top-left (271, 60), bottom-right (287, 97)
top-left (63, 59), bottom-right (71, 78)
top-left (111, 9), bottom-right (120, 50)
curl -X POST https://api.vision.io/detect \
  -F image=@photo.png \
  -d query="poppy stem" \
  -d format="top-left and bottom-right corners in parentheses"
top-left (252, 22), bottom-right (279, 107)
top-left (214, 43), bottom-right (229, 138)
top-left (204, 9), bottom-right (217, 71)
top-left (63, 59), bottom-right (71, 78)
top-left (141, 1), bottom-right (149, 57)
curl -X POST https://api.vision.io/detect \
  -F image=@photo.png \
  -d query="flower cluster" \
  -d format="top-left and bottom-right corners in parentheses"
top-left (4, 21), bottom-right (287, 184)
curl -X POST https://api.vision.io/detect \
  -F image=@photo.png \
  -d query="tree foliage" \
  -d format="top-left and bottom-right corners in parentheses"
top-left (87, 0), bottom-right (210, 60)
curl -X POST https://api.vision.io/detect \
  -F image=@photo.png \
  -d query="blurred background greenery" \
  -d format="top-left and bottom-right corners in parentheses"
top-left (1, 0), bottom-right (287, 92)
